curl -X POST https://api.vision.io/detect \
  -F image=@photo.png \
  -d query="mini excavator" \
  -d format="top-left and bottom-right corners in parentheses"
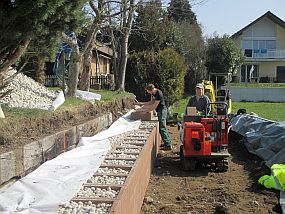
top-left (179, 73), bottom-right (232, 172)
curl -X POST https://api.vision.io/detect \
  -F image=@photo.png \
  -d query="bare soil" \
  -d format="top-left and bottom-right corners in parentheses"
top-left (0, 97), bottom-right (134, 154)
top-left (141, 126), bottom-right (281, 214)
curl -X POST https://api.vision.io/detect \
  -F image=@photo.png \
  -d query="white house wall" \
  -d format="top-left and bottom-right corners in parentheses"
top-left (243, 17), bottom-right (276, 39)
top-left (259, 61), bottom-right (285, 77)
top-left (276, 25), bottom-right (285, 49)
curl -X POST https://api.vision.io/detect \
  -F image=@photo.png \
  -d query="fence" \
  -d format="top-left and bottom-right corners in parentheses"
top-left (45, 75), bottom-right (114, 90)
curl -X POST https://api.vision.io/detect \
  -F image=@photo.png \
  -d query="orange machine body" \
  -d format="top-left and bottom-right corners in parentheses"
top-left (183, 118), bottom-right (229, 157)
top-left (183, 122), bottom-right (211, 157)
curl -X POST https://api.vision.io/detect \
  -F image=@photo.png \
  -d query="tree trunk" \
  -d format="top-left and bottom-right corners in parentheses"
top-left (0, 38), bottom-right (30, 80)
top-left (111, 30), bottom-right (119, 88)
top-left (35, 55), bottom-right (46, 84)
top-left (79, 46), bottom-right (93, 91)
top-left (117, 35), bottom-right (129, 91)
top-left (66, 47), bottom-right (81, 97)
top-left (116, 0), bottom-right (134, 91)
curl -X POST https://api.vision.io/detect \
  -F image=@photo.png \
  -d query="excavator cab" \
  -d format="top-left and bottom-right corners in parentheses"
top-left (202, 73), bottom-right (232, 115)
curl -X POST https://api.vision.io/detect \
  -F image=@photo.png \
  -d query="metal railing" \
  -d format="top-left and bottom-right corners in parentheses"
top-left (244, 49), bottom-right (285, 59)
top-left (45, 75), bottom-right (114, 89)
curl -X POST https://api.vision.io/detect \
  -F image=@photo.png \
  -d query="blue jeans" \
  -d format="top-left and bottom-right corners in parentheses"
top-left (157, 108), bottom-right (172, 147)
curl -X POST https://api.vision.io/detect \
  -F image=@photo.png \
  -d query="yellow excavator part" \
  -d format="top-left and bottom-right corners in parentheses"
top-left (202, 80), bottom-right (215, 102)
top-left (201, 79), bottom-right (232, 115)
top-left (202, 80), bottom-right (216, 112)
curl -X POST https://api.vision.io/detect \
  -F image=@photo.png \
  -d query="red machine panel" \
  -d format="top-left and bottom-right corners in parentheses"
top-left (200, 118), bottom-right (229, 149)
top-left (183, 122), bottom-right (211, 157)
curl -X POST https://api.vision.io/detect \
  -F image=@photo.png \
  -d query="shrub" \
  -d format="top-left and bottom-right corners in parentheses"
top-left (126, 48), bottom-right (187, 106)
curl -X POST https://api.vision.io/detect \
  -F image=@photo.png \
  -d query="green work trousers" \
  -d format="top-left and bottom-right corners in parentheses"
top-left (157, 108), bottom-right (172, 147)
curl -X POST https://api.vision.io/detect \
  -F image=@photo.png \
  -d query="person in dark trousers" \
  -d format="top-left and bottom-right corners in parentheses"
top-left (138, 84), bottom-right (172, 150)
top-left (186, 83), bottom-right (211, 115)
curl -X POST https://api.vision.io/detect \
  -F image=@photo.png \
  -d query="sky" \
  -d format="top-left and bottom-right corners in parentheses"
top-left (190, 0), bottom-right (285, 37)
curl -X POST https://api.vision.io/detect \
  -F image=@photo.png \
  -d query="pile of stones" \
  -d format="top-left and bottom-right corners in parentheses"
top-left (0, 68), bottom-right (58, 109)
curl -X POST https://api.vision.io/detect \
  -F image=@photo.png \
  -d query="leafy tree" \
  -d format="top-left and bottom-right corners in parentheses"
top-left (176, 22), bottom-right (206, 94)
top-left (126, 48), bottom-right (187, 106)
top-left (167, 0), bottom-right (197, 24)
top-left (130, 0), bottom-right (186, 54)
top-left (130, 0), bottom-right (166, 51)
top-left (0, 0), bottom-right (88, 96)
top-left (20, 35), bottom-right (60, 84)
top-left (167, 0), bottom-right (205, 94)
top-left (205, 35), bottom-right (244, 85)
top-left (128, 0), bottom-right (205, 96)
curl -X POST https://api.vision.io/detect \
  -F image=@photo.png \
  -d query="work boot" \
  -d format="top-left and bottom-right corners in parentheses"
top-left (161, 145), bottom-right (173, 151)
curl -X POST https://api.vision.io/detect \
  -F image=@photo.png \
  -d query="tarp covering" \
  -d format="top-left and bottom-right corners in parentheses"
top-left (230, 114), bottom-right (285, 167)
top-left (281, 191), bottom-right (285, 214)
top-left (0, 111), bottom-right (140, 214)
top-left (230, 114), bottom-right (285, 213)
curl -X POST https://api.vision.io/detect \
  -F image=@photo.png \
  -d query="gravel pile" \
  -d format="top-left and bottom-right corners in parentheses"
top-left (87, 175), bottom-right (126, 185)
top-left (107, 153), bottom-right (138, 159)
top-left (0, 69), bottom-right (58, 109)
top-left (76, 186), bottom-right (118, 199)
top-left (97, 167), bottom-right (129, 175)
top-left (103, 159), bottom-right (135, 166)
top-left (58, 201), bottom-right (111, 214)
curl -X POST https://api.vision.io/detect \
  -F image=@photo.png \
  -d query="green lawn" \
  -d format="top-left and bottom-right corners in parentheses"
top-left (172, 97), bottom-right (285, 122)
top-left (232, 102), bottom-right (285, 121)
top-left (0, 90), bottom-right (133, 124)
top-left (230, 83), bottom-right (285, 88)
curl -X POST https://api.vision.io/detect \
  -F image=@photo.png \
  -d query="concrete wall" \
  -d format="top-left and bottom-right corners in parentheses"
top-left (0, 113), bottom-right (113, 186)
top-left (231, 87), bottom-right (285, 102)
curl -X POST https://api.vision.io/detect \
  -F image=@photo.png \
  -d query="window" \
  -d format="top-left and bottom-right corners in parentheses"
top-left (259, 40), bottom-right (266, 49)
top-left (253, 40), bottom-right (258, 49)
top-left (242, 39), bottom-right (276, 50)
top-left (244, 49), bottom-right (252, 57)
top-left (266, 40), bottom-right (276, 50)
top-left (240, 65), bottom-right (259, 83)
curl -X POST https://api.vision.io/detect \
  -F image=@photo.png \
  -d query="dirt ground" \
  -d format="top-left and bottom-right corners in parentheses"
top-left (0, 97), bottom-right (134, 155)
top-left (141, 126), bottom-right (281, 214)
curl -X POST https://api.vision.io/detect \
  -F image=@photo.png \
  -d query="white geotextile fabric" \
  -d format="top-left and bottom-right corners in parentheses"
top-left (48, 89), bottom-right (101, 111)
top-left (0, 111), bottom-right (141, 214)
top-left (75, 90), bottom-right (101, 103)
top-left (79, 111), bottom-right (140, 146)
top-left (49, 91), bottom-right (65, 111)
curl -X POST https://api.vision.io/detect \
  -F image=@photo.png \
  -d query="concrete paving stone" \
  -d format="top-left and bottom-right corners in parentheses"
top-left (65, 127), bottom-right (77, 150)
top-left (23, 141), bottom-right (42, 172)
top-left (0, 151), bottom-right (16, 184)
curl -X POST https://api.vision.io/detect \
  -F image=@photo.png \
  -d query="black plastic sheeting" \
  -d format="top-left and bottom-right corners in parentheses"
top-left (230, 114), bottom-right (285, 213)
top-left (230, 114), bottom-right (285, 167)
